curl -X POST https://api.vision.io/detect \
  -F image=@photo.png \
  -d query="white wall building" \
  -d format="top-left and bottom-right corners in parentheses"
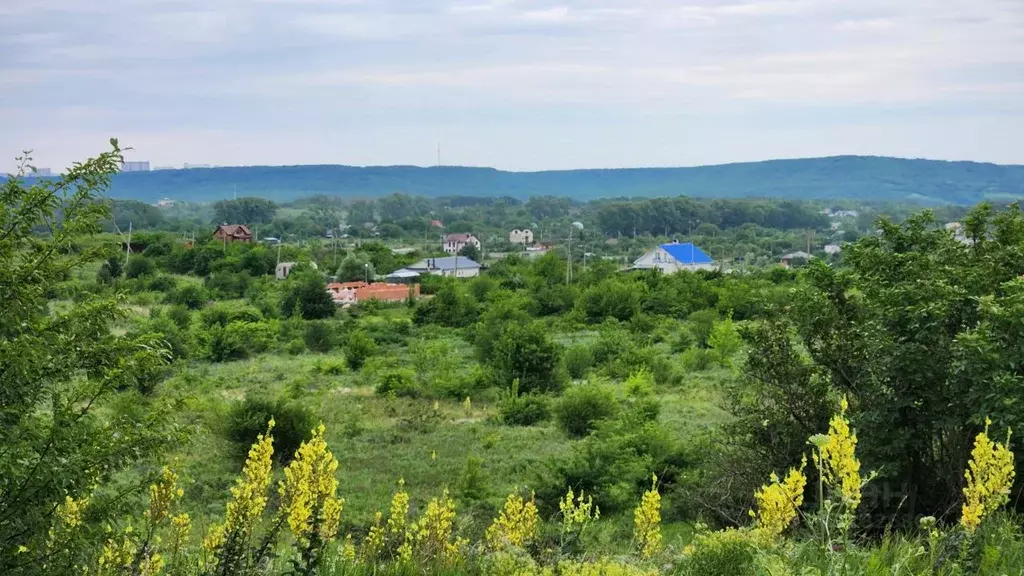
top-left (400, 256), bottom-right (481, 278)
top-left (442, 233), bottom-right (481, 255)
top-left (632, 242), bottom-right (716, 274)
top-left (509, 229), bottom-right (534, 244)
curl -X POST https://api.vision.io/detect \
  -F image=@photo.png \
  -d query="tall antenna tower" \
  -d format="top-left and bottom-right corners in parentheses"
top-left (436, 141), bottom-right (441, 167)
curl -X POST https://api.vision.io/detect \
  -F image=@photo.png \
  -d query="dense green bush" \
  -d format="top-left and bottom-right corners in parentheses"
top-left (345, 330), bottom-right (378, 371)
top-left (489, 321), bottom-right (564, 394)
top-left (205, 270), bottom-right (252, 299)
top-left (499, 393), bottom-right (550, 426)
top-left (688, 309), bottom-right (718, 348)
top-left (200, 301), bottom-right (264, 328)
top-left (165, 305), bottom-right (192, 330)
top-left (207, 320), bottom-right (275, 362)
top-left (413, 281), bottom-right (479, 327)
top-left (708, 316), bottom-right (743, 365)
top-left (144, 274), bottom-right (178, 293)
top-left (554, 382), bottom-right (619, 438)
top-left (281, 269), bottom-right (336, 320)
top-left (579, 277), bottom-right (642, 323)
top-left (563, 343), bottom-right (594, 380)
top-left (681, 347), bottom-right (713, 372)
top-left (166, 283), bottom-right (208, 310)
top-left (225, 395), bottom-right (316, 462)
top-left (304, 321), bottom-right (336, 353)
top-left (124, 256), bottom-right (155, 279)
top-left (375, 370), bottom-right (419, 398)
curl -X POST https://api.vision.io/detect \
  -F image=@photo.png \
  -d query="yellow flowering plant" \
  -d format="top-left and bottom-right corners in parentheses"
top-left (559, 487), bottom-right (600, 551)
top-left (204, 419), bottom-right (276, 574)
top-left (751, 458), bottom-right (807, 538)
top-left (633, 475), bottom-right (662, 559)
top-left (410, 489), bottom-right (467, 566)
top-left (961, 418), bottom-right (1015, 534)
top-left (485, 490), bottom-right (540, 551)
top-left (279, 423), bottom-right (345, 574)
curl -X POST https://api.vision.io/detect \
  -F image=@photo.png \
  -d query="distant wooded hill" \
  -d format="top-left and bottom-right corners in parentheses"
top-left (20, 155), bottom-right (1024, 205)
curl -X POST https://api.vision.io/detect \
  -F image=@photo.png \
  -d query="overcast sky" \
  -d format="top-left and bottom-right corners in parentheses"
top-left (2, 0), bottom-right (1023, 171)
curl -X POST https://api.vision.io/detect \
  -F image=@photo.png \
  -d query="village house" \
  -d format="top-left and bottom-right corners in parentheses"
top-left (389, 256), bottom-right (481, 279)
top-left (442, 233), bottom-right (481, 255)
top-left (325, 281), bottom-right (420, 306)
top-left (632, 241), bottom-right (716, 273)
top-left (780, 251), bottom-right (813, 268)
top-left (213, 224), bottom-right (252, 244)
top-left (276, 262), bottom-right (296, 280)
top-left (509, 229), bottom-right (534, 245)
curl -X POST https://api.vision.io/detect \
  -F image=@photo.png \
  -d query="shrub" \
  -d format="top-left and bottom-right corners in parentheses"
top-left (679, 528), bottom-right (767, 576)
top-left (167, 284), bottom-right (208, 310)
top-left (312, 357), bottom-right (346, 376)
top-left (165, 305), bottom-right (192, 330)
top-left (304, 321), bottom-right (336, 353)
top-left (225, 395), bottom-right (316, 462)
top-left (103, 255), bottom-right (124, 279)
top-left (564, 344), bottom-right (594, 380)
top-left (671, 328), bottom-right (695, 353)
top-left (206, 270), bottom-right (252, 299)
top-left (499, 394), bottom-right (550, 427)
top-left (490, 321), bottom-right (564, 394)
top-left (208, 320), bottom-right (274, 362)
top-left (124, 256), bottom-right (155, 279)
top-left (580, 277), bottom-right (642, 323)
top-left (145, 274), bottom-right (178, 294)
top-left (375, 370), bottom-right (419, 398)
top-left (708, 317), bottom-right (743, 365)
top-left (555, 382), bottom-right (619, 438)
top-left (681, 347), bottom-right (713, 372)
top-left (200, 301), bottom-right (264, 328)
top-left (281, 269), bottom-right (336, 320)
top-left (286, 338), bottom-right (306, 355)
top-left (345, 330), bottom-right (378, 371)
top-left (688, 309), bottom-right (719, 348)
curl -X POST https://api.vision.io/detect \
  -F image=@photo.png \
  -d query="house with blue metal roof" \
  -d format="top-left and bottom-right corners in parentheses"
top-left (632, 241), bottom-right (716, 273)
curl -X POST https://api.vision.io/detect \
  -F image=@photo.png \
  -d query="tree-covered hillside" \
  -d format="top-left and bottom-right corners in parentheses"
top-left (17, 155), bottom-right (1024, 205)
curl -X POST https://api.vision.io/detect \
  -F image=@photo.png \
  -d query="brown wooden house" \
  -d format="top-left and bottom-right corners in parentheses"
top-left (213, 224), bottom-right (253, 244)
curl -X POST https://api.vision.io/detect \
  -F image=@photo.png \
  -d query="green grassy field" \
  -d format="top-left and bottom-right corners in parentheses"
top-left (153, 312), bottom-right (733, 549)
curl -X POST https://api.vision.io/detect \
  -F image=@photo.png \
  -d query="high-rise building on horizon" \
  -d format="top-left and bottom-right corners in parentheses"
top-left (122, 161), bottom-right (150, 172)
top-left (34, 167), bottom-right (53, 177)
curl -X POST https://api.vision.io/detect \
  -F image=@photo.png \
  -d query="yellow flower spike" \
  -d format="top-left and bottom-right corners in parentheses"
top-left (818, 396), bottom-right (863, 515)
top-left (278, 424), bottom-right (345, 546)
top-left (431, 450), bottom-right (437, 462)
top-left (633, 475), bottom-right (662, 558)
top-left (362, 511), bottom-right (386, 561)
top-left (146, 467), bottom-right (181, 526)
top-left (559, 486), bottom-right (599, 535)
top-left (205, 420), bottom-right (274, 563)
top-left (485, 490), bottom-right (540, 550)
top-left (342, 534), bottom-right (356, 561)
top-left (753, 458), bottom-right (807, 537)
top-left (387, 479), bottom-right (410, 537)
top-left (962, 419), bottom-right (1015, 534)
top-left (413, 489), bottom-right (464, 565)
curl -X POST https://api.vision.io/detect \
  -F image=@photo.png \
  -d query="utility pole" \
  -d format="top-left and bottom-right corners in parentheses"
top-left (124, 222), bottom-right (132, 267)
top-left (566, 226), bottom-right (572, 285)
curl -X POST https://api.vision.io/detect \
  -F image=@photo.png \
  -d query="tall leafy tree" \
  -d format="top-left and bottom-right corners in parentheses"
top-left (212, 196), bottom-right (278, 225)
top-left (0, 142), bottom-right (178, 573)
top-left (792, 205), bottom-right (1024, 519)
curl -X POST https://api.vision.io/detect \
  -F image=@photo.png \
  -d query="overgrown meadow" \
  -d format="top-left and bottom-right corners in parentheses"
top-left (5, 144), bottom-right (1024, 575)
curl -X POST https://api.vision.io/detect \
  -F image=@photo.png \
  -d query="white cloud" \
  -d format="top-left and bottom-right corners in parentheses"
top-left (2, 0), bottom-right (1023, 168)
top-left (835, 18), bottom-right (896, 31)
